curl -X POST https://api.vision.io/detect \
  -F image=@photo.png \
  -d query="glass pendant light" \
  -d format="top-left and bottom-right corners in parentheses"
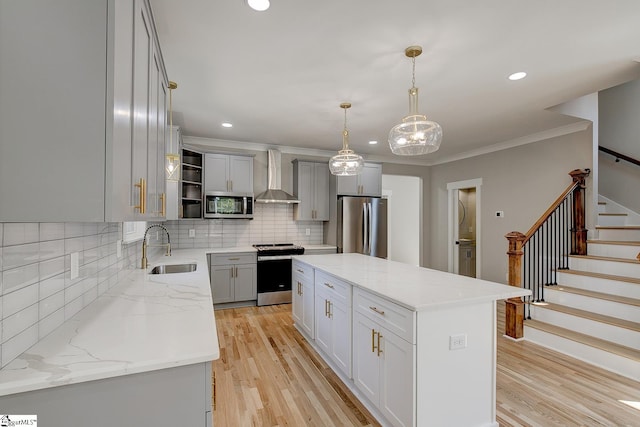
top-left (388, 46), bottom-right (442, 156)
top-left (165, 81), bottom-right (180, 181)
top-left (329, 102), bottom-right (364, 176)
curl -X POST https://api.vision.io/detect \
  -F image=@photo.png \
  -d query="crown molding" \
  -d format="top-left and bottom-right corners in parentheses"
top-left (426, 121), bottom-right (591, 166)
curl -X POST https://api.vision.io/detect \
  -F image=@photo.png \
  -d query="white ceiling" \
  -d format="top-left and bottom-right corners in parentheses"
top-left (149, 0), bottom-right (640, 165)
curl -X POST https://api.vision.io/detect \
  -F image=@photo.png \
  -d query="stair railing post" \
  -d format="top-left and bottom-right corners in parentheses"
top-left (569, 169), bottom-right (589, 255)
top-left (505, 231), bottom-right (526, 339)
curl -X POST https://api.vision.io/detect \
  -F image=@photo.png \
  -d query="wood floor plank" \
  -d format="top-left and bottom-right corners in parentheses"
top-left (213, 303), bottom-right (640, 427)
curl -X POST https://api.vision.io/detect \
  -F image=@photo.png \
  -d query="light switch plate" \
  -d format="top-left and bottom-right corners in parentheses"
top-left (189, 229), bottom-right (195, 238)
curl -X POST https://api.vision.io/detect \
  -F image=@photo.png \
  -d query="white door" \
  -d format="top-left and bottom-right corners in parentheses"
top-left (379, 327), bottom-right (415, 427)
top-left (330, 298), bottom-right (352, 378)
top-left (314, 288), bottom-right (332, 355)
top-left (229, 156), bottom-right (253, 193)
top-left (301, 280), bottom-right (315, 338)
top-left (352, 311), bottom-right (380, 404)
top-left (204, 154), bottom-right (229, 192)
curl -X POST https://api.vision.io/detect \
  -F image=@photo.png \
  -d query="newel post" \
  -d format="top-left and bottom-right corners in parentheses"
top-left (505, 231), bottom-right (526, 339)
top-left (569, 169), bottom-right (589, 256)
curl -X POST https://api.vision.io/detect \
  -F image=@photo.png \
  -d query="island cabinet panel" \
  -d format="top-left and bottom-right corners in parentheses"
top-left (353, 291), bottom-right (416, 427)
top-left (314, 271), bottom-right (352, 378)
top-left (0, 0), bottom-right (167, 222)
top-left (292, 261), bottom-right (315, 338)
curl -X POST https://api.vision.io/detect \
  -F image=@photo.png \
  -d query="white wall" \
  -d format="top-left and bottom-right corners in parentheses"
top-left (429, 129), bottom-right (592, 283)
top-left (382, 175), bottom-right (421, 266)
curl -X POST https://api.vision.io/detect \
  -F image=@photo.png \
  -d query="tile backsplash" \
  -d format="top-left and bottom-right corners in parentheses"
top-left (161, 204), bottom-right (323, 249)
top-left (0, 222), bottom-right (139, 368)
top-left (0, 205), bottom-right (324, 368)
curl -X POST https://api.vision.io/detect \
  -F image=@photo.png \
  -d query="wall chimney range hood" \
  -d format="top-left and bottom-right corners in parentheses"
top-left (255, 150), bottom-right (300, 204)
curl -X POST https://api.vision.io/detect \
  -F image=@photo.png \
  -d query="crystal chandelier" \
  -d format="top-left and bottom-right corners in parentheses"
top-left (388, 46), bottom-right (442, 156)
top-left (165, 81), bottom-right (180, 181)
top-left (329, 102), bottom-right (364, 176)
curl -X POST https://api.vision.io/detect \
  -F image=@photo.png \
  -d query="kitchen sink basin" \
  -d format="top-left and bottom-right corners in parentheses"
top-left (149, 263), bottom-right (197, 274)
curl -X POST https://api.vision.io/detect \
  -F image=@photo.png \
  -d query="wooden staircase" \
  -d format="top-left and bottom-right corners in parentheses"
top-left (524, 199), bottom-right (640, 381)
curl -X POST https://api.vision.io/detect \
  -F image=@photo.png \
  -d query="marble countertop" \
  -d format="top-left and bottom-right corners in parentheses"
top-left (207, 246), bottom-right (257, 254)
top-left (303, 244), bottom-right (337, 251)
top-left (0, 249), bottom-right (218, 397)
top-left (293, 253), bottom-right (531, 311)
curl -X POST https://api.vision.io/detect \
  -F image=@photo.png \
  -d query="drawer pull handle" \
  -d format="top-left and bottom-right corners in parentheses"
top-left (228, 257), bottom-right (240, 261)
top-left (296, 269), bottom-right (304, 274)
top-left (369, 306), bottom-right (385, 316)
top-left (324, 282), bottom-right (334, 289)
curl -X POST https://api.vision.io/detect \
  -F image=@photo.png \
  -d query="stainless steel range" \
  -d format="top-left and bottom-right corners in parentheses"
top-left (253, 243), bottom-right (305, 306)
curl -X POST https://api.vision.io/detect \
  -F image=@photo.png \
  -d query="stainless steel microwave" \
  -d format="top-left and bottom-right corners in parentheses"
top-left (204, 192), bottom-right (253, 219)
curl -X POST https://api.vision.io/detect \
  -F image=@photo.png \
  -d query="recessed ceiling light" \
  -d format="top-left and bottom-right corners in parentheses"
top-left (508, 71), bottom-right (527, 81)
top-left (369, 140), bottom-right (378, 145)
top-left (246, 0), bottom-right (270, 11)
top-left (221, 122), bottom-right (233, 128)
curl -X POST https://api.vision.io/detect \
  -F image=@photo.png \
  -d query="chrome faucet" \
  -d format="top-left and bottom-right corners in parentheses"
top-left (141, 224), bottom-right (171, 269)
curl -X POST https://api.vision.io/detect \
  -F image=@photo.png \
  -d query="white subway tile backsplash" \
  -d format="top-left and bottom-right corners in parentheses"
top-left (3, 303), bottom-right (38, 342)
top-left (39, 308), bottom-right (64, 339)
top-left (0, 222), bottom-right (132, 368)
top-left (2, 324), bottom-right (38, 366)
top-left (3, 223), bottom-right (39, 246)
top-left (3, 284), bottom-right (39, 319)
top-left (2, 263), bottom-right (39, 294)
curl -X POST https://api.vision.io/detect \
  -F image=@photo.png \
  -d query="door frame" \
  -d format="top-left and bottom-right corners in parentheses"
top-left (446, 178), bottom-right (482, 278)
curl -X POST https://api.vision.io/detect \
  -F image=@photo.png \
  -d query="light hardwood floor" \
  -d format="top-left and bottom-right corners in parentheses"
top-left (213, 302), bottom-right (640, 426)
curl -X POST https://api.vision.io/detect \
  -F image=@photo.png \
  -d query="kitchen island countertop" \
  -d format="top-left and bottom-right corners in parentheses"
top-left (0, 249), bottom-right (218, 397)
top-left (293, 253), bottom-right (530, 311)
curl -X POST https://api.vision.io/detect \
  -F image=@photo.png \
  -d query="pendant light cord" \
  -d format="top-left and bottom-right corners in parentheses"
top-left (411, 55), bottom-right (416, 89)
top-left (342, 106), bottom-right (349, 150)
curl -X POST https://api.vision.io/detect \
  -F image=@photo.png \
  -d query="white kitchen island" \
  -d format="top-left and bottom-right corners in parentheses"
top-left (292, 253), bottom-right (531, 427)
top-left (0, 249), bottom-right (218, 427)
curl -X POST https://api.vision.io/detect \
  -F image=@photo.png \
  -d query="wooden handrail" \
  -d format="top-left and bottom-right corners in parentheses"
top-left (522, 169), bottom-right (590, 244)
top-left (599, 146), bottom-right (640, 168)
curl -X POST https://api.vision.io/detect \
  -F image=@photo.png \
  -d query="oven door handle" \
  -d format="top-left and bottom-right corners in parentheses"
top-left (257, 255), bottom-right (293, 261)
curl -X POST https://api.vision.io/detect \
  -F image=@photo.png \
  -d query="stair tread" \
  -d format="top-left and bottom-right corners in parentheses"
top-left (548, 285), bottom-right (640, 307)
top-left (587, 240), bottom-right (640, 246)
top-left (596, 225), bottom-right (640, 230)
top-left (559, 269), bottom-right (640, 285)
top-left (570, 254), bottom-right (640, 264)
top-left (535, 302), bottom-right (640, 332)
top-left (525, 319), bottom-right (640, 362)
top-left (598, 213), bottom-right (628, 216)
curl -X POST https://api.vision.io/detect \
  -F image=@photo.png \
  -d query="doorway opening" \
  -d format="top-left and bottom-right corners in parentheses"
top-left (447, 178), bottom-right (482, 278)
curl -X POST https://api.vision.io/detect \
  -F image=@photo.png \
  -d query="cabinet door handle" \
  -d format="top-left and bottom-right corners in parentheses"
top-left (135, 178), bottom-right (146, 213)
top-left (213, 371), bottom-right (217, 411)
top-left (324, 282), bottom-right (334, 289)
top-left (160, 193), bottom-right (166, 217)
top-left (296, 269), bottom-right (304, 274)
top-left (371, 329), bottom-right (377, 353)
top-left (328, 301), bottom-right (332, 318)
top-left (235, 266), bottom-right (238, 277)
top-left (369, 306), bottom-right (385, 316)
top-left (230, 268), bottom-right (234, 279)
top-left (230, 180), bottom-right (233, 191)
top-left (377, 332), bottom-right (383, 356)
top-left (325, 299), bottom-right (329, 317)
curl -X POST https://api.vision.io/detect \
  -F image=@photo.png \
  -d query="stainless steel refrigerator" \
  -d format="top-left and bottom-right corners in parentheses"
top-left (337, 196), bottom-right (387, 258)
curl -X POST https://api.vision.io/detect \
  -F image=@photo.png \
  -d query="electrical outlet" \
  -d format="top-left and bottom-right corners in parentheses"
top-left (189, 229), bottom-right (195, 238)
top-left (305, 228), bottom-right (311, 236)
top-left (449, 334), bottom-right (467, 350)
top-left (495, 211), bottom-right (504, 218)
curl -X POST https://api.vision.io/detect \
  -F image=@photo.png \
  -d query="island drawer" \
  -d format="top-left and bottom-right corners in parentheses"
top-left (292, 260), bottom-right (313, 281)
top-left (315, 271), bottom-right (351, 304)
top-left (353, 288), bottom-right (415, 344)
top-left (210, 253), bottom-right (256, 266)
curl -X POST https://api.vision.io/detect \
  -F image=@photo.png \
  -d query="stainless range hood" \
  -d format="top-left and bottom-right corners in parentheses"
top-left (255, 150), bottom-right (300, 204)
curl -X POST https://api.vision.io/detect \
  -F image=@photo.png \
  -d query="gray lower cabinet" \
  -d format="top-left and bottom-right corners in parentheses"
top-left (0, 0), bottom-right (167, 222)
top-left (210, 253), bottom-right (257, 304)
top-left (0, 362), bottom-right (213, 427)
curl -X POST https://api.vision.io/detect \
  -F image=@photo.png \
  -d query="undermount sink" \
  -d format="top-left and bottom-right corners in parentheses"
top-left (149, 263), bottom-right (197, 274)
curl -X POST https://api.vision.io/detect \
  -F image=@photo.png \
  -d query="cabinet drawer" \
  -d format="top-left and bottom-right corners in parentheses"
top-left (315, 271), bottom-right (351, 305)
top-left (210, 252), bottom-right (256, 266)
top-left (292, 260), bottom-right (313, 281)
top-left (354, 288), bottom-right (415, 344)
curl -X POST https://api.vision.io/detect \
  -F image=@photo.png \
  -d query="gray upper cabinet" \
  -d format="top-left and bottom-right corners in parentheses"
top-left (204, 153), bottom-right (253, 194)
top-left (293, 160), bottom-right (330, 221)
top-left (336, 163), bottom-right (382, 197)
top-left (0, 0), bottom-right (168, 222)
